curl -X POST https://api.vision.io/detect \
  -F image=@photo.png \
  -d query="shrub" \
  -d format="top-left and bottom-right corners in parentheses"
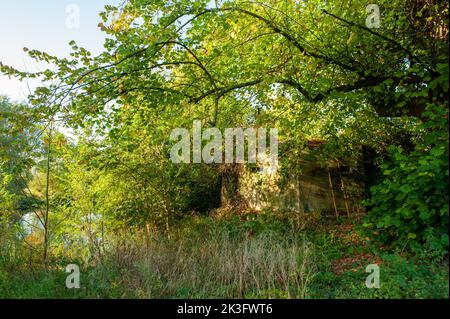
top-left (364, 104), bottom-right (449, 254)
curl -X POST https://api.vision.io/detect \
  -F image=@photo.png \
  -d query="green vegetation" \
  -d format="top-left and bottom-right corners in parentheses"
top-left (1, 214), bottom-right (448, 298)
top-left (0, 0), bottom-right (448, 299)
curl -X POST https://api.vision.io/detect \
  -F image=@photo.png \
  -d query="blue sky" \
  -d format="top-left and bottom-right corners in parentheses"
top-left (0, 0), bottom-right (120, 101)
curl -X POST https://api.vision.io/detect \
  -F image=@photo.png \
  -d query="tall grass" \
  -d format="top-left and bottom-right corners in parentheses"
top-left (107, 227), bottom-right (316, 298)
top-left (0, 216), bottom-right (448, 299)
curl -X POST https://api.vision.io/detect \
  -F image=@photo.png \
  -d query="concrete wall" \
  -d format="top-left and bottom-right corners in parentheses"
top-left (237, 154), bottom-right (365, 217)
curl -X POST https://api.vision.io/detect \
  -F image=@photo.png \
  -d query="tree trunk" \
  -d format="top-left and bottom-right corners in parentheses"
top-left (43, 123), bottom-right (52, 265)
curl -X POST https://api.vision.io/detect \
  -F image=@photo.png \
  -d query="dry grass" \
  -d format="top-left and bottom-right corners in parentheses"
top-left (110, 230), bottom-right (316, 298)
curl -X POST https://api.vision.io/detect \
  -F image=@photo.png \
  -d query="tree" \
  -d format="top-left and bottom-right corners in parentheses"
top-left (0, 0), bottom-right (448, 251)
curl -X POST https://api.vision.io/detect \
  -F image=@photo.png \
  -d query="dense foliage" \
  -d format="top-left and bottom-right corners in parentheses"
top-left (0, 0), bottom-right (448, 298)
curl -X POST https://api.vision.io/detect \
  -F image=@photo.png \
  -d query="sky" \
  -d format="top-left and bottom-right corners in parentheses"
top-left (0, 0), bottom-right (121, 102)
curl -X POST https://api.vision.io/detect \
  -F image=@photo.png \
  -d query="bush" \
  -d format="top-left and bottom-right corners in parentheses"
top-left (364, 104), bottom-right (449, 254)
